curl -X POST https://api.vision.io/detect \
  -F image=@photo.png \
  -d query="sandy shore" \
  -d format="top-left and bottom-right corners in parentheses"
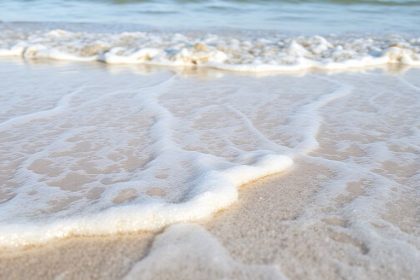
top-left (1, 157), bottom-right (418, 279)
top-left (0, 61), bottom-right (418, 279)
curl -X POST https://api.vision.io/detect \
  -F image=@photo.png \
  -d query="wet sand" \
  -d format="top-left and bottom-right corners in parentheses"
top-left (0, 157), bottom-right (418, 279)
top-left (0, 61), bottom-right (419, 279)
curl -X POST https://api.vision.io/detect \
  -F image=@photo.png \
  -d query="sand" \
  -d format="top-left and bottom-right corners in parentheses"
top-left (1, 158), bottom-right (418, 279)
top-left (0, 61), bottom-right (419, 279)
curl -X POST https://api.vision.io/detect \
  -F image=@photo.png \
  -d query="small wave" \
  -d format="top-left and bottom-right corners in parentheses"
top-left (0, 28), bottom-right (419, 72)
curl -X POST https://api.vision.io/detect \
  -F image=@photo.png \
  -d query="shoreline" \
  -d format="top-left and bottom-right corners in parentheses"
top-left (0, 60), bottom-right (418, 279)
top-left (0, 158), bottom-right (417, 279)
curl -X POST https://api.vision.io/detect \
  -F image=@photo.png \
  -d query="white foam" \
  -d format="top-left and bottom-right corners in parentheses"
top-left (295, 71), bottom-right (420, 277)
top-left (0, 63), bottom-right (296, 246)
top-left (0, 28), bottom-right (419, 72)
top-left (0, 61), bottom-right (419, 250)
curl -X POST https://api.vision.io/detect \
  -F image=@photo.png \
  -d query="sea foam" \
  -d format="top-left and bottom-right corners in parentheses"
top-left (0, 27), bottom-right (419, 72)
top-left (0, 63), bottom-right (298, 246)
top-left (0, 54), bottom-right (418, 247)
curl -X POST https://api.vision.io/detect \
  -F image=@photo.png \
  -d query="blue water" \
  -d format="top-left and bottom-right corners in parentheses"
top-left (0, 0), bottom-right (419, 34)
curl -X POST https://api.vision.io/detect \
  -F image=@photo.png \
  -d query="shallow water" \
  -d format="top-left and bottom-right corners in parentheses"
top-left (1, 0), bottom-right (420, 34)
top-left (0, 61), bottom-right (418, 248)
top-left (0, 2), bottom-right (419, 279)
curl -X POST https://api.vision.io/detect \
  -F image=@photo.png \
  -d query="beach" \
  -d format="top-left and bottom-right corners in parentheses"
top-left (0, 59), bottom-right (418, 279)
top-left (1, 158), bottom-right (418, 279)
top-left (0, 0), bottom-right (419, 279)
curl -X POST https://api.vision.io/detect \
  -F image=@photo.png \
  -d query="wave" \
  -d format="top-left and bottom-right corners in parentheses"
top-left (0, 27), bottom-right (419, 72)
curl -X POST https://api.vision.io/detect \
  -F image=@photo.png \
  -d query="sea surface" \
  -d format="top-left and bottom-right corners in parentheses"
top-left (1, 1), bottom-right (420, 72)
top-left (1, 0), bottom-right (420, 34)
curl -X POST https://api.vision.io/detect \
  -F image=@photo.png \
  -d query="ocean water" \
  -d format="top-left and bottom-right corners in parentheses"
top-left (1, 0), bottom-right (420, 34)
top-left (0, 1), bottom-right (420, 72)
top-left (0, 0), bottom-right (419, 256)
top-left (0, 0), bottom-right (420, 72)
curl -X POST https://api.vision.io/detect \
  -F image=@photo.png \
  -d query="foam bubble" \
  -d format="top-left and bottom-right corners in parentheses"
top-left (0, 27), bottom-right (419, 72)
top-left (0, 60), bottom-right (418, 249)
top-left (0, 62), bottom-right (297, 246)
